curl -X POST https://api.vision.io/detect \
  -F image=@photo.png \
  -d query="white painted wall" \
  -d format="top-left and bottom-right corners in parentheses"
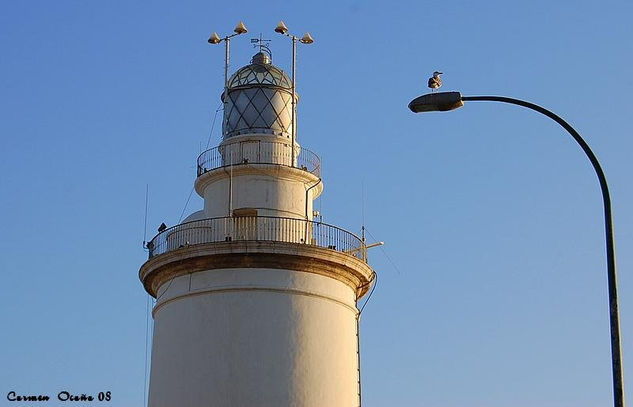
top-left (201, 173), bottom-right (320, 219)
top-left (148, 268), bottom-right (359, 407)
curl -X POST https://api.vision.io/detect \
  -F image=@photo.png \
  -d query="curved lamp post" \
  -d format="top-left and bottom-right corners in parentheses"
top-left (409, 91), bottom-right (624, 407)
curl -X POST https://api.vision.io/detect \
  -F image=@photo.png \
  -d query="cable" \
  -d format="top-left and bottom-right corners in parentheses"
top-left (156, 277), bottom-right (176, 302)
top-left (358, 272), bottom-right (377, 316)
top-left (177, 103), bottom-right (223, 224)
top-left (143, 294), bottom-right (150, 406)
top-left (206, 103), bottom-right (223, 149)
top-left (178, 188), bottom-right (195, 223)
top-left (305, 178), bottom-right (322, 219)
top-left (365, 227), bottom-right (401, 275)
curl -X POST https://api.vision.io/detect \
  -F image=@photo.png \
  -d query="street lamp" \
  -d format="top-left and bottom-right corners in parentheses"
top-left (274, 20), bottom-right (314, 166)
top-left (208, 22), bottom-right (248, 137)
top-left (409, 91), bottom-right (625, 407)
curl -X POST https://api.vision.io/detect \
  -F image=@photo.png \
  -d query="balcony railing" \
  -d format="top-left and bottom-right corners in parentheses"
top-left (197, 140), bottom-right (321, 177)
top-left (146, 216), bottom-right (366, 262)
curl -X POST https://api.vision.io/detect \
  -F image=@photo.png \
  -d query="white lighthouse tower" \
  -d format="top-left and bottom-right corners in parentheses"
top-left (139, 36), bottom-right (375, 407)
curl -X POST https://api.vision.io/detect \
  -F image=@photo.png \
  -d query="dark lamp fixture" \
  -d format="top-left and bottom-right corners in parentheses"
top-left (408, 91), bottom-right (464, 112)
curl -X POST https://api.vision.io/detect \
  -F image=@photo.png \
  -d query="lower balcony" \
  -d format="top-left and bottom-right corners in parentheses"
top-left (146, 216), bottom-right (366, 262)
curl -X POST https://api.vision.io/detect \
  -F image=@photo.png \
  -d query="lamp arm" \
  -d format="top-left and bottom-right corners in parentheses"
top-left (462, 95), bottom-right (624, 407)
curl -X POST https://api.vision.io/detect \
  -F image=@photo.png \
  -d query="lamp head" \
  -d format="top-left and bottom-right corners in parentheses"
top-left (300, 32), bottom-right (314, 44)
top-left (408, 92), bottom-right (464, 113)
top-left (207, 32), bottom-right (222, 44)
top-left (275, 21), bottom-right (289, 34)
top-left (234, 21), bottom-right (248, 35)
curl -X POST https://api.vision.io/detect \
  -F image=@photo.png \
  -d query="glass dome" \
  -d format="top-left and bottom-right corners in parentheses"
top-left (227, 52), bottom-right (293, 89)
top-left (222, 52), bottom-right (296, 139)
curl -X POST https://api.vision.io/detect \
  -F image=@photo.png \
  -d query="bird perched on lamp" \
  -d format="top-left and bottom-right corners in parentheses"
top-left (428, 71), bottom-right (443, 91)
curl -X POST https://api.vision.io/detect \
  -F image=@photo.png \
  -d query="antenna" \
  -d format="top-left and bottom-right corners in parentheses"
top-left (361, 181), bottom-right (367, 261)
top-left (361, 180), bottom-right (365, 236)
top-left (142, 184), bottom-right (149, 249)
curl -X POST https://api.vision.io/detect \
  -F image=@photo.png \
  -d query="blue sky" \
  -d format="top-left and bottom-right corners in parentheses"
top-left (1, 1), bottom-right (632, 406)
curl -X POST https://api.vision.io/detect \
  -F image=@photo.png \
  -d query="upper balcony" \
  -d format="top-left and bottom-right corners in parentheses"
top-left (197, 139), bottom-right (321, 178)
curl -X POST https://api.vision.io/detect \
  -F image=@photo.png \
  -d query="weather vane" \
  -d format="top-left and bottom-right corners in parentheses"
top-left (251, 33), bottom-right (272, 58)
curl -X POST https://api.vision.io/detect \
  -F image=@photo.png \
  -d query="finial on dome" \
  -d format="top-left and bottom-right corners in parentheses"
top-left (250, 33), bottom-right (273, 63)
top-left (251, 52), bottom-right (271, 65)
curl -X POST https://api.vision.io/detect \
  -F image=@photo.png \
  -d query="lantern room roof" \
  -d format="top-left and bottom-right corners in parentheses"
top-left (227, 52), bottom-right (292, 89)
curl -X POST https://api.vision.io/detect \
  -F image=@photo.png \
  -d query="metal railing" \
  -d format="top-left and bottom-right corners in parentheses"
top-left (147, 216), bottom-right (365, 262)
top-left (197, 140), bottom-right (321, 177)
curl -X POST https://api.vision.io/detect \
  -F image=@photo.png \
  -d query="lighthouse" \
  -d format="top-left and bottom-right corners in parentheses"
top-left (139, 31), bottom-right (375, 407)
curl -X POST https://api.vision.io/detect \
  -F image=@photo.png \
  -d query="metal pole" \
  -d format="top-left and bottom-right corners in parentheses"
top-left (291, 36), bottom-right (297, 167)
top-left (355, 312), bottom-right (362, 407)
top-left (461, 95), bottom-right (625, 407)
top-left (224, 37), bottom-right (229, 88)
top-left (223, 37), bottom-right (230, 138)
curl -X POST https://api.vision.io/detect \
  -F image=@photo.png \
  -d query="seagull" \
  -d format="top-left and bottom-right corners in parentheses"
top-left (428, 71), bottom-right (443, 92)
